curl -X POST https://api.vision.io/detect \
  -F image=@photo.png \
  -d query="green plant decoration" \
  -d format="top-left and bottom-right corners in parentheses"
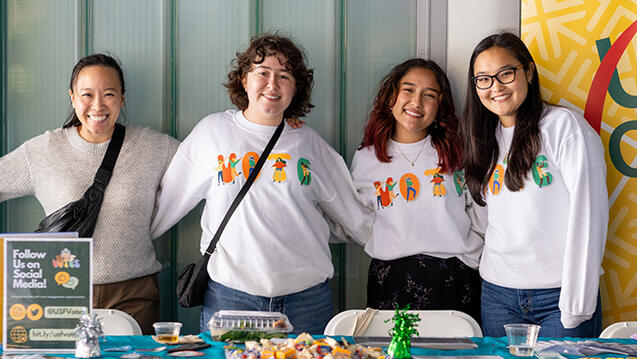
top-left (386, 305), bottom-right (420, 359)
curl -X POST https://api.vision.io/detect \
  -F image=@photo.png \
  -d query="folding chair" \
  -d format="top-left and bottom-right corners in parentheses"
top-left (93, 308), bottom-right (142, 335)
top-left (324, 309), bottom-right (482, 337)
top-left (599, 321), bottom-right (637, 339)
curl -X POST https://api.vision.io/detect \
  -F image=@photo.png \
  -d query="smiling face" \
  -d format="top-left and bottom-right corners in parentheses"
top-left (391, 67), bottom-right (441, 143)
top-left (242, 52), bottom-right (296, 126)
top-left (69, 65), bottom-right (124, 143)
top-left (472, 46), bottom-right (534, 127)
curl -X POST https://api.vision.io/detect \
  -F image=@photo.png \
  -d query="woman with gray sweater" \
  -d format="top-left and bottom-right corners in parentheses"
top-left (0, 54), bottom-right (179, 334)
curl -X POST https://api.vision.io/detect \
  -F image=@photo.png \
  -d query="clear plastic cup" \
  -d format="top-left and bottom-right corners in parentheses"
top-left (153, 322), bottom-right (182, 344)
top-left (504, 323), bottom-right (541, 357)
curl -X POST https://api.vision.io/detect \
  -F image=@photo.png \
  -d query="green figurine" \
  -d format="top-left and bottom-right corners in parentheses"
top-left (386, 305), bottom-right (420, 359)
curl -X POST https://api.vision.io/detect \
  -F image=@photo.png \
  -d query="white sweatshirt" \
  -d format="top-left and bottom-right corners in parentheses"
top-left (350, 137), bottom-right (485, 268)
top-left (151, 110), bottom-right (373, 297)
top-left (480, 105), bottom-right (608, 328)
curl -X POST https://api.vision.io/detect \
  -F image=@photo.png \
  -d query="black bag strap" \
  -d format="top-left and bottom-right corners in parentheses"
top-left (203, 119), bottom-right (285, 256)
top-left (94, 123), bottom-right (125, 191)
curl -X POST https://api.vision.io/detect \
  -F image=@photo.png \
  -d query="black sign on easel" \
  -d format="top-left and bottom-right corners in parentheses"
top-left (3, 237), bottom-right (92, 353)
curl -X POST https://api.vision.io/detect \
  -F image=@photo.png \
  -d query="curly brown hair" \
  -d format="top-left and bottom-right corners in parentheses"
top-left (225, 32), bottom-right (314, 119)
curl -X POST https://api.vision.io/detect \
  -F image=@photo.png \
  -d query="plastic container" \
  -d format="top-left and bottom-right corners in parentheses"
top-left (504, 323), bottom-right (541, 357)
top-left (153, 321), bottom-right (182, 344)
top-left (207, 310), bottom-right (293, 337)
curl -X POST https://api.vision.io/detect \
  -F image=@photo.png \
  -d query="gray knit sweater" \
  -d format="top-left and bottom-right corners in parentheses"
top-left (0, 125), bottom-right (179, 284)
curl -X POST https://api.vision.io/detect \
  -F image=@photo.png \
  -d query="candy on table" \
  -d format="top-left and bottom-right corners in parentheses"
top-left (224, 333), bottom-right (385, 359)
top-left (332, 347), bottom-right (352, 357)
top-left (225, 346), bottom-right (261, 359)
top-left (276, 347), bottom-right (297, 359)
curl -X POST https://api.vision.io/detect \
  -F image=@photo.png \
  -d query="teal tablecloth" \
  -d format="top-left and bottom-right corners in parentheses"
top-left (2, 335), bottom-right (637, 358)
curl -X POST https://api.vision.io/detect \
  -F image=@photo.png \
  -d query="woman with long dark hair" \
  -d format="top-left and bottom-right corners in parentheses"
top-left (350, 59), bottom-right (484, 322)
top-left (462, 32), bottom-right (608, 337)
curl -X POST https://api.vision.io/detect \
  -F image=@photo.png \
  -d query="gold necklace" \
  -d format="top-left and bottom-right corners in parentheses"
top-left (395, 139), bottom-right (427, 167)
top-left (500, 125), bottom-right (512, 164)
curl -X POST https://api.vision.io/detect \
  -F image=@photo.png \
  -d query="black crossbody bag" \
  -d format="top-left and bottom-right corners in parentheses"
top-left (176, 120), bottom-right (285, 307)
top-left (35, 124), bottom-right (126, 237)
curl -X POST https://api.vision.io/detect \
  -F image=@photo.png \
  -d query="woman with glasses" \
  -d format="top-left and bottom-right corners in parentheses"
top-left (461, 32), bottom-right (608, 337)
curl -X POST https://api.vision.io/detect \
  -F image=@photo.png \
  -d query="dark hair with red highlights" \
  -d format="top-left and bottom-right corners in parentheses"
top-left (224, 32), bottom-right (314, 119)
top-left (359, 58), bottom-right (462, 173)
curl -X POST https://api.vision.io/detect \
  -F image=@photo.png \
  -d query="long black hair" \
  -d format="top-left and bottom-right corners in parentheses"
top-left (63, 53), bottom-right (126, 128)
top-left (462, 32), bottom-right (545, 206)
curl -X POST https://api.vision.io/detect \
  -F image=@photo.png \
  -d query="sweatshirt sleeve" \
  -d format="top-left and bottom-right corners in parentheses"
top-left (350, 150), bottom-right (377, 211)
top-left (317, 147), bottom-right (373, 246)
top-left (465, 189), bottom-right (487, 245)
top-left (0, 143), bottom-right (35, 202)
top-left (150, 131), bottom-right (211, 239)
top-left (557, 124), bottom-right (608, 329)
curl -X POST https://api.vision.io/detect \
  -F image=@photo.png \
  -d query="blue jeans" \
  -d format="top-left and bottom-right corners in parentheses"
top-left (200, 279), bottom-right (334, 335)
top-left (481, 280), bottom-right (602, 338)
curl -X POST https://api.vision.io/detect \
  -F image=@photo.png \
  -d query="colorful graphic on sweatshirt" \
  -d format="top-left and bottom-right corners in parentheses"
top-left (297, 158), bottom-right (312, 186)
top-left (215, 153), bottom-right (241, 184)
top-left (424, 168), bottom-right (447, 197)
top-left (532, 155), bottom-right (553, 188)
top-left (399, 173), bottom-right (420, 202)
top-left (453, 170), bottom-right (466, 196)
top-left (374, 181), bottom-right (384, 210)
top-left (215, 155), bottom-right (225, 186)
top-left (376, 177), bottom-right (399, 208)
top-left (269, 153), bottom-right (291, 183)
top-left (242, 151), bottom-right (260, 180)
top-left (489, 164), bottom-right (505, 195)
top-left (227, 153), bottom-right (242, 184)
top-left (386, 177), bottom-right (399, 207)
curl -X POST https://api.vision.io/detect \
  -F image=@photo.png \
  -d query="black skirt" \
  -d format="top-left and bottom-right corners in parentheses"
top-left (366, 254), bottom-right (482, 325)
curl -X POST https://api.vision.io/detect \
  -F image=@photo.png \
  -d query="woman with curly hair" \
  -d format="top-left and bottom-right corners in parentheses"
top-left (350, 59), bottom-right (485, 322)
top-left (151, 33), bottom-right (372, 334)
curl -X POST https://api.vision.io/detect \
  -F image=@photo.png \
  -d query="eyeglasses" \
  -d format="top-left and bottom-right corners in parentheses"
top-left (472, 64), bottom-right (525, 90)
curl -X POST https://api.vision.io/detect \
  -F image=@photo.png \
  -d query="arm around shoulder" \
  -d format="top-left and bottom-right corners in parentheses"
top-left (318, 148), bottom-right (374, 246)
top-left (465, 191), bottom-right (488, 242)
top-left (150, 131), bottom-right (209, 239)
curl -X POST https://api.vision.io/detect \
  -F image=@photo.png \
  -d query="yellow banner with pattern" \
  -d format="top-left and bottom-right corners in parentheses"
top-left (522, 0), bottom-right (637, 327)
